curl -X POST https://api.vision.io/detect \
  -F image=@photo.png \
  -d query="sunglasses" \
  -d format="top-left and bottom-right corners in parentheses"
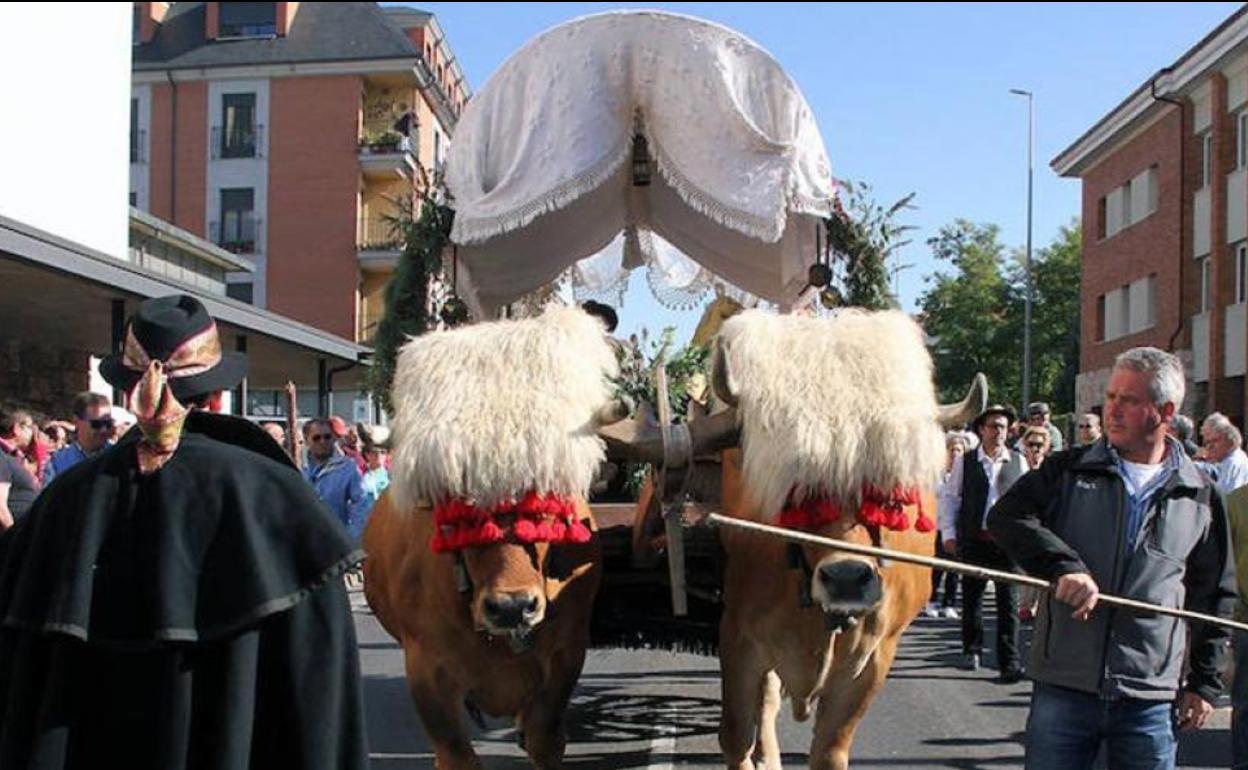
top-left (309, 434), bottom-right (335, 443)
top-left (1026, 442), bottom-right (1046, 450)
top-left (1078, 424), bottom-right (1093, 429)
top-left (88, 418), bottom-right (115, 430)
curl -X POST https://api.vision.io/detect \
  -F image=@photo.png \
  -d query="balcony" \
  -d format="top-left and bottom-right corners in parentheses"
top-left (211, 215), bottom-right (262, 255)
top-left (130, 129), bottom-right (146, 164)
top-left (359, 131), bottom-right (417, 181)
top-left (358, 216), bottom-right (401, 270)
top-left (211, 124), bottom-right (265, 160)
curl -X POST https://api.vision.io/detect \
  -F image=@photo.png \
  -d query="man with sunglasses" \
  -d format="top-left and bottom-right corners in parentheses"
top-left (303, 417), bottom-right (368, 537)
top-left (43, 391), bottom-right (113, 484)
top-left (1076, 413), bottom-right (1102, 447)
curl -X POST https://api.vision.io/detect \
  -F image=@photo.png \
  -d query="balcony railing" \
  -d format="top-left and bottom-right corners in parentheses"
top-left (211, 215), bottom-right (262, 254)
top-left (211, 124), bottom-right (265, 159)
top-left (130, 129), bottom-right (146, 163)
top-left (358, 216), bottom-right (402, 250)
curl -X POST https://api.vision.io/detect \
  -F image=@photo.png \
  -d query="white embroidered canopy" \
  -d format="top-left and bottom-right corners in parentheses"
top-left (445, 10), bottom-right (836, 316)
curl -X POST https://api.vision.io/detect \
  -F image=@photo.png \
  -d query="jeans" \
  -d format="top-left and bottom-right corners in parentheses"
top-left (1025, 683), bottom-right (1176, 770)
top-left (959, 538), bottom-right (1020, 671)
top-left (1233, 628), bottom-right (1248, 768)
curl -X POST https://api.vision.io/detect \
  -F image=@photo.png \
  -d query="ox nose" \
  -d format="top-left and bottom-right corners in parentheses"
top-left (482, 592), bottom-right (542, 630)
top-left (815, 559), bottom-right (882, 613)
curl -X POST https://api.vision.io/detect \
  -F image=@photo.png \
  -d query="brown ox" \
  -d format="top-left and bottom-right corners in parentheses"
top-left (615, 309), bottom-right (981, 770)
top-left (363, 492), bottom-right (601, 769)
top-left (362, 307), bottom-right (632, 770)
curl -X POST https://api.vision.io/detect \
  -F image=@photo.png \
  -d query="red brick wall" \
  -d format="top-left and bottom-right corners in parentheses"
top-left (1080, 109), bottom-right (1183, 373)
top-left (148, 80), bottom-right (207, 236)
top-left (267, 75), bottom-right (362, 339)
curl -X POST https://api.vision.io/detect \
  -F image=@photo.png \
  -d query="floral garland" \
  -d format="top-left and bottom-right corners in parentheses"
top-left (777, 485), bottom-right (934, 534)
top-left (431, 491), bottom-right (593, 553)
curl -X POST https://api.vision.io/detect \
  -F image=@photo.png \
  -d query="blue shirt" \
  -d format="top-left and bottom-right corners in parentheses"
top-left (1111, 438), bottom-right (1183, 549)
top-left (303, 450), bottom-right (367, 532)
top-left (43, 442), bottom-right (112, 485)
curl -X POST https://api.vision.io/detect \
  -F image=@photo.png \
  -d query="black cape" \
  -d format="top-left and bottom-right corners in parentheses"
top-left (0, 412), bottom-right (368, 770)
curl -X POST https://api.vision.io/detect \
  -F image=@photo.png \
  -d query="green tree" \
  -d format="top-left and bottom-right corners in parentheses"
top-left (920, 220), bottom-right (1021, 406)
top-left (920, 220), bottom-right (1082, 414)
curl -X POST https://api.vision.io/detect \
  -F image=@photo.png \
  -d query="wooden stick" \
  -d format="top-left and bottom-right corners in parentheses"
top-left (707, 513), bottom-right (1248, 633)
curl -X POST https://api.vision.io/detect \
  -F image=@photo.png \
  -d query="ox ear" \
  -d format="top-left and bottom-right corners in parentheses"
top-left (592, 396), bottom-right (633, 427)
top-left (711, 338), bottom-right (739, 408)
top-left (937, 372), bottom-right (988, 429)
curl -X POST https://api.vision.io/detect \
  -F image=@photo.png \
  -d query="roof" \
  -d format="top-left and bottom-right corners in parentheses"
top-left (128, 206), bottom-right (255, 273)
top-left (1052, 5), bottom-right (1248, 177)
top-left (133, 2), bottom-right (419, 71)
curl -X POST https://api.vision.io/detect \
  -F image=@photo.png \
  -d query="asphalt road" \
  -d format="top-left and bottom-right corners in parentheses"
top-left (352, 589), bottom-right (1233, 769)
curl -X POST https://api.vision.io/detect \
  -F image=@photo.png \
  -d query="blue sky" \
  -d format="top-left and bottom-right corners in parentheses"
top-left (410, 1), bottom-right (1242, 342)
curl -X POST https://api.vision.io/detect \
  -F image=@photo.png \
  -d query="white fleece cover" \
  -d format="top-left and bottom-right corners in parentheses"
top-left (389, 306), bottom-right (618, 511)
top-left (717, 309), bottom-right (945, 519)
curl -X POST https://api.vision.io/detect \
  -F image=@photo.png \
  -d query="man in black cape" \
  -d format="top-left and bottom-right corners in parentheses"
top-left (0, 295), bottom-right (368, 770)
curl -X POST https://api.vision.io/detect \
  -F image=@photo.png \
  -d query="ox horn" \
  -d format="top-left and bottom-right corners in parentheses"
top-left (597, 408), bottom-right (740, 466)
top-left (592, 397), bottom-right (633, 427)
top-left (711, 339), bottom-right (739, 408)
top-left (937, 372), bottom-right (988, 429)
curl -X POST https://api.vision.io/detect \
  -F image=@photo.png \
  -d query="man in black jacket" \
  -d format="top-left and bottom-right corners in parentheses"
top-left (0, 295), bottom-right (368, 770)
top-left (989, 346), bottom-right (1235, 770)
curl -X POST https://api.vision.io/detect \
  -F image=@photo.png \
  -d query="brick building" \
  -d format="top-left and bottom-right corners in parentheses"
top-left (1054, 6), bottom-right (1248, 425)
top-left (130, 2), bottom-right (469, 417)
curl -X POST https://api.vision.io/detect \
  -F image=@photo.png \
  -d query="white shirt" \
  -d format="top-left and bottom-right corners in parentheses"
top-left (938, 445), bottom-right (1023, 535)
top-left (1212, 448), bottom-right (1248, 495)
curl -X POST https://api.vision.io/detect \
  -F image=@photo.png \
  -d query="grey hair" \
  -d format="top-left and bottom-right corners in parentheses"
top-left (1113, 347), bottom-right (1185, 411)
top-left (1169, 413), bottom-right (1195, 442)
top-left (1202, 412), bottom-right (1243, 449)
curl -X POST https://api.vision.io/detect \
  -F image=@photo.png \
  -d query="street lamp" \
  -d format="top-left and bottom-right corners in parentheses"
top-left (1010, 88), bottom-right (1034, 409)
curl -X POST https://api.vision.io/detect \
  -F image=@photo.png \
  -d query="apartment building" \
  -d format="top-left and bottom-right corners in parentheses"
top-left (1054, 6), bottom-right (1248, 424)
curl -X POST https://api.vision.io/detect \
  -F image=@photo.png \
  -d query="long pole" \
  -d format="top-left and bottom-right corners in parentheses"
top-left (706, 513), bottom-right (1248, 633)
top-left (1011, 88), bottom-right (1035, 408)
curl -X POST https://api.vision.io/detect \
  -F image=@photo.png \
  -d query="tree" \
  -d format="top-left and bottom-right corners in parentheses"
top-left (827, 180), bottom-right (916, 310)
top-left (919, 220), bottom-right (1082, 414)
top-left (920, 220), bottom-right (1019, 406)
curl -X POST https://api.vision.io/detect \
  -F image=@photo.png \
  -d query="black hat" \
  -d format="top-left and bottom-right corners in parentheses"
top-left (100, 295), bottom-right (247, 400)
top-left (972, 404), bottom-right (1017, 431)
top-left (1026, 401), bottom-right (1051, 418)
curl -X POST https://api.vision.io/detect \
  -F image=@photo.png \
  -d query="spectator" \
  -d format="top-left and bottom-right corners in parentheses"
top-left (1024, 402), bottom-right (1064, 452)
top-left (1197, 412), bottom-right (1248, 495)
top-left (303, 417), bottom-right (368, 536)
top-left (44, 392), bottom-right (114, 484)
top-left (0, 405), bottom-right (39, 528)
top-left (1075, 413), bottom-right (1102, 447)
top-left (111, 406), bottom-right (136, 441)
top-left (0, 295), bottom-right (368, 768)
top-left (990, 346), bottom-right (1235, 770)
top-left (925, 431), bottom-right (967, 620)
top-left (939, 404), bottom-right (1028, 683)
top-left (1169, 413), bottom-right (1200, 458)
top-left (357, 442), bottom-right (390, 540)
top-left (261, 421), bottom-right (286, 447)
top-left (1020, 425), bottom-right (1051, 471)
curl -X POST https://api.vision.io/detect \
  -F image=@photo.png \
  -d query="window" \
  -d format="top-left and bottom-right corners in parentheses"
top-left (219, 3), bottom-right (276, 38)
top-left (132, 5), bottom-right (141, 45)
top-left (220, 93), bottom-right (257, 158)
top-left (1121, 178), bottom-right (1133, 226)
top-left (129, 98), bottom-right (139, 163)
top-left (1097, 196), bottom-right (1107, 239)
top-left (1096, 294), bottom-right (1106, 342)
top-left (1199, 255), bottom-right (1212, 313)
top-left (1239, 112), bottom-right (1248, 170)
top-left (218, 188), bottom-right (256, 253)
top-left (1237, 243), bottom-right (1248, 305)
top-left (226, 282), bottom-right (254, 304)
top-left (129, 191), bottom-right (137, 207)
top-left (1201, 132), bottom-right (1214, 189)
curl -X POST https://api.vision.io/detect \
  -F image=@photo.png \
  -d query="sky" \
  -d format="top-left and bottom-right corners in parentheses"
top-left (407, 1), bottom-right (1244, 342)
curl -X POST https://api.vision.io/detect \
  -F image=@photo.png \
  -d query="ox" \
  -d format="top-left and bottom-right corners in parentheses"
top-left (706, 309), bottom-right (981, 770)
top-left (363, 307), bottom-right (632, 770)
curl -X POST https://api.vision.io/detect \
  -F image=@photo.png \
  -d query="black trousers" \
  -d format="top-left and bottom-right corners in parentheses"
top-left (958, 537), bottom-right (1020, 671)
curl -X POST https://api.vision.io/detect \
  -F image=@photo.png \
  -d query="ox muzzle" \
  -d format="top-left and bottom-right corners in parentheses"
top-left (811, 556), bottom-right (883, 630)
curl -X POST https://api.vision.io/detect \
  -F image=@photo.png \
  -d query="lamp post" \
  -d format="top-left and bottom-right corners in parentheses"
top-left (1010, 88), bottom-right (1034, 409)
